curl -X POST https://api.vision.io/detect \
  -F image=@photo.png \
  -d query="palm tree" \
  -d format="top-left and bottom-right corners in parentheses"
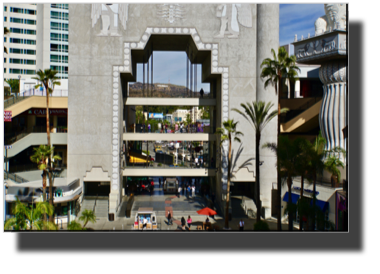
top-left (260, 46), bottom-right (300, 230)
top-left (78, 209), bottom-right (97, 229)
top-left (136, 110), bottom-right (144, 124)
top-left (5, 79), bottom-right (19, 94)
top-left (67, 220), bottom-right (84, 230)
top-left (32, 69), bottom-right (61, 147)
top-left (32, 69), bottom-right (60, 220)
top-left (232, 101), bottom-right (287, 223)
top-left (263, 136), bottom-right (307, 230)
top-left (216, 119), bottom-right (243, 229)
top-left (325, 154), bottom-right (345, 188)
top-left (30, 145), bottom-right (61, 222)
top-left (4, 198), bottom-right (56, 230)
top-left (4, 27), bottom-right (9, 54)
top-left (295, 140), bottom-right (313, 231)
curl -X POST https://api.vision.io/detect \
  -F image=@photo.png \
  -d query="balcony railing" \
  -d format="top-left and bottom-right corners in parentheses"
top-left (125, 124), bottom-right (215, 134)
top-left (4, 126), bottom-right (67, 145)
top-left (20, 88), bottom-right (68, 97)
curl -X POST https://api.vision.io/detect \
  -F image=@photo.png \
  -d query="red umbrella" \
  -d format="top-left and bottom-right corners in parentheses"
top-left (196, 207), bottom-right (217, 216)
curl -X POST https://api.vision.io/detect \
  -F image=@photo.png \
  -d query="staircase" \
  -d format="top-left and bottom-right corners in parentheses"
top-left (94, 198), bottom-right (109, 218)
top-left (79, 197), bottom-right (109, 219)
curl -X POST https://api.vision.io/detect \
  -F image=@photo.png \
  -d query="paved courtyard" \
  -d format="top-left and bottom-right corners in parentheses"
top-left (65, 178), bottom-right (294, 231)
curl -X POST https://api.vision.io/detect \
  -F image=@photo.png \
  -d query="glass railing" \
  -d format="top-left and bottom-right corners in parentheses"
top-left (127, 86), bottom-right (214, 99)
top-left (4, 126), bottom-right (67, 145)
top-left (125, 124), bottom-right (215, 134)
top-left (125, 141), bottom-right (216, 169)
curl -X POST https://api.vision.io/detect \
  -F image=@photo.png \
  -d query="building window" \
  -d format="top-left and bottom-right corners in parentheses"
top-left (50, 33), bottom-right (68, 42)
top-left (24, 39), bottom-right (36, 45)
top-left (24, 69), bottom-right (36, 75)
top-left (4, 6), bottom-right (7, 12)
top-left (4, 37), bottom-right (6, 42)
top-left (50, 11), bottom-right (68, 20)
top-left (24, 9), bottom-right (36, 15)
top-left (4, 68), bottom-right (6, 73)
top-left (24, 49), bottom-right (36, 55)
top-left (50, 22), bottom-right (69, 31)
top-left (24, 19), bottom-right (36, 25)
top-left (10, 68), bottom-right (22, 74)
top-left (24, 59), bottom-right (36, 65)
top-left (51, 4), bottom-right (69, 10)
top-left (4, 16), bottom-right (7, 22)
top-left (10, 58), bottom-right (23, 64)
top-left (4, 58), bottom-right (6, 63)
top-left (10, 38), bottom-right (22, 44)
top-left (10, 48), bottom-right (22, 54)
top-left (10, 27), bottom-right (23, 34)
top-left (10, 17), bottom-right (23, 24)
top-left (50, 44), bottom-right (68, 52)
top-left (10, 7), bottom-right (24, 14)
top-left (24, 29), bottom-right (36, 35)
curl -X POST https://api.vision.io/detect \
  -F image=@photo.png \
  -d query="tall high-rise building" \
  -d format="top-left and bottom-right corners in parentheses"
top-left (3, 3), bottom-right (69, 80)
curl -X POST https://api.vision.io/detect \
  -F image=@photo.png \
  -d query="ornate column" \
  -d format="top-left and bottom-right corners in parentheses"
top-left (256, 4), bottom-right (279, 217)
top-left (319, 60), bottom-right (347, 152)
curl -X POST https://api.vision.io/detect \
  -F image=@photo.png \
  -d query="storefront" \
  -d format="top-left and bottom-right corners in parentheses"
top-left (336, 190), bottom-right (347, 231)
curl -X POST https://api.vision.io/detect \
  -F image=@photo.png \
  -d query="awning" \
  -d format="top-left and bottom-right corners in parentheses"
top-left (310, 199), bottom-right (329, 212)
top-left (283, 192), bottom-right (300, 204)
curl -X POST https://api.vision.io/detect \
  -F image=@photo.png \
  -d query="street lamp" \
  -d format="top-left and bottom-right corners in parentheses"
top-left (18, 75), bottom-right (21, 96)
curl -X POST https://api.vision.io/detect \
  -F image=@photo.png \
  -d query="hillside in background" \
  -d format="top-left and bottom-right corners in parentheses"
top-left (128, 82), bottom-right (209, 98)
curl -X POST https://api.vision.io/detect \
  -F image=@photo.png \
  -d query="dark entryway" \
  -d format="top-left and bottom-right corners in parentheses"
top-left (84, 182), bottom-right (110, 197)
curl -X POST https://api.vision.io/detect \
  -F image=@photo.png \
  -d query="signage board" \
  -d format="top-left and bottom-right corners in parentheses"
top-left (4, 111), bottom-right (12, 122)
top-left (25, 108), bottom-right (68, 116)
top-left (4, 145), bottom-right (12, 149)
top-left (148, 113), bottom-right (163, 119)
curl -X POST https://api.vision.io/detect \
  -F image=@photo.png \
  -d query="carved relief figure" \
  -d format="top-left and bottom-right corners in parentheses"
top-left (314, 4), bottom-right (346, 35)
top-left (91, 4), bottom-right (129, 36)
top-left (214, 4), bottom-right (252, 39)
top-left (157, 4), bottom-right (186, 24)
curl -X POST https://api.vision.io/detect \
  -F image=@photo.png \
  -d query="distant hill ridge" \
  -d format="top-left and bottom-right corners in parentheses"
top-left (129, 82), bottom-right (201, 98)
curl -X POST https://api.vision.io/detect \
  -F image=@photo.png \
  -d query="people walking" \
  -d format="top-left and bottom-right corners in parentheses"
top-left (181, 216), bottom-right (186, 230)
top-left (178, 186), bottom-right (181, 198)
top-left (167, 211), bottom-right (172, 225)
top-left (187, 215), bottom-right (192, 229)
top-left (239, 219), bottom-right (244, 231)
top-left (159, 177), bottom-right (161, 187)
top-left (148, 123), bottom-right (151, 133)
top-left (187, 185), bottom-right (191, 198)
top-left (192, 185), bottom-right (195, 198)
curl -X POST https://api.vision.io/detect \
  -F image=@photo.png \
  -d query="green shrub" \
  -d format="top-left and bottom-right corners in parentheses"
top-left (254, 220), bottom-right (270, 231)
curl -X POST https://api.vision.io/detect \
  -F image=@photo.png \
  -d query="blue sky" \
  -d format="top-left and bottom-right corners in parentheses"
top-left (135, 4), bottom-right (325, 90)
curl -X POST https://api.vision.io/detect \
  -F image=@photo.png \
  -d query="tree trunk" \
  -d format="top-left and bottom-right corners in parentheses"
top-left (277, 75), bottom-right (282, 231)
top-left (312, 173), bottom-right (317, 230)
top-left (256, 133), bottom-right (261, 223)
top-left (287, 175), bottom-right (293, 231)
top-left (42, 170), bottom-right (47, 222)
top-left (299, 175), bottom-right (304, 231)
top-left (45, 82), bottom-right (54, 223)
top-left (225, 133), bottom-right (232, 229)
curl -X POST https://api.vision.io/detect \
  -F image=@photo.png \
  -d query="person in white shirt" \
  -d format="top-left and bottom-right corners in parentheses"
top-left (195, 157), bottom-right (199, 167)
top-left (192, 186), bottom-right (195, 197)
top-left (143, 218), bottom-right (148, 229)
top-left (239, 219), bottom-right (244, 231)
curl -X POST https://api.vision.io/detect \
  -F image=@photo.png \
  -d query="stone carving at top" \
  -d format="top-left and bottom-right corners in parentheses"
top-left (91, 4), bottom-right (129, 36)
top-left (314, 4), bottom-right (346, 35)
top-left (157, 4), bottom-right (186, 24)
top-left (214, 4), bottom-right (252, 39)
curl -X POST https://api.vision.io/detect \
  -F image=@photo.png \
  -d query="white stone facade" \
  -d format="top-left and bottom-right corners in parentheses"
top-left (68, 4), bottom-right (279, 216)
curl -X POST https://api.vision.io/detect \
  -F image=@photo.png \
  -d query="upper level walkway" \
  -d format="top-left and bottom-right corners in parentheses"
top-left (4, 96), bottom-right (68, 117)
top-left (124, 97), bottom-right (216, 106)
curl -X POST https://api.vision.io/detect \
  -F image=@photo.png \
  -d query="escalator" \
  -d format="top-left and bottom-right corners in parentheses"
top-left (281, 99), bottom-right (322, 133)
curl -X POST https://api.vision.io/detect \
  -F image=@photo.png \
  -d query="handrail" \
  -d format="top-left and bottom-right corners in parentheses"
top-left (4, 126), bottom-right (67, 145)
top-left (4, 95), bottom-right (28, 109)
top-left (281, 97), bottom-right (321, 123)
top-left (93, 193), bottom-right (98, 212)
top-left (4, 170), bottom-right (29, 183)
